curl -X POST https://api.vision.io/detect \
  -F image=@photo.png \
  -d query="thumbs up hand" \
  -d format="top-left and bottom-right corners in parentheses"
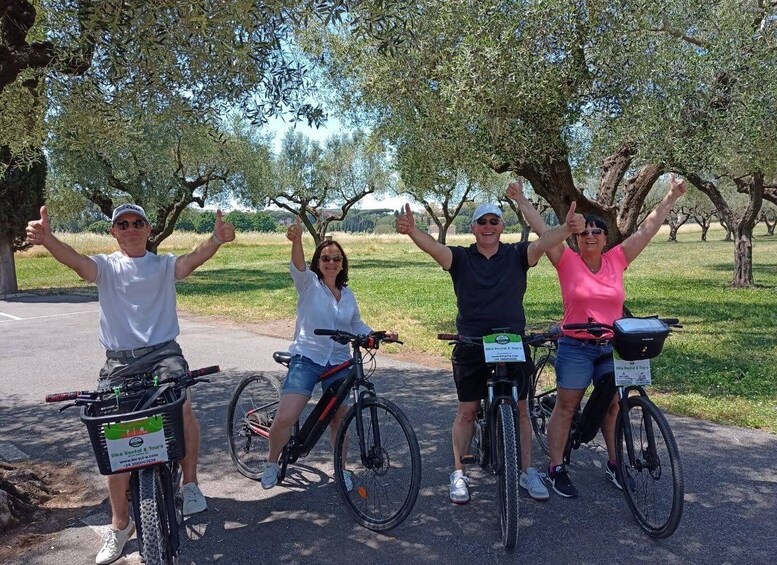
top-left (395, 203), bottom-right (416, 235)
top-left (565, 202), bottom-right (585, 234)
top-left (287, 215), bottom-right (303, 242)
top-left (26, 205), bottom-right (52, 247)
top-left (213, 210), bottom-right (236, 245)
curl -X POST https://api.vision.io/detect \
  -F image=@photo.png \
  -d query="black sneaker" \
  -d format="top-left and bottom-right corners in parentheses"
top-left (547, 465), bottom-right (578, 498)
top-left (605, 461), bottom-right (622, 490)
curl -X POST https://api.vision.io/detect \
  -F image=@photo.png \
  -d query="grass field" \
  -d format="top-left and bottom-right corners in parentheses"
top-left (15, 226), bottom-right (777, 433)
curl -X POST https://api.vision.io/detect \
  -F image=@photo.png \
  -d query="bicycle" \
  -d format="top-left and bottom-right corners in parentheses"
top-left (527, 316), bottom-right (684, 538)
top-left (437, 330), bottom-right (526, 549)
top-left (45, 365), bottom-right (220, 565)
top-left (226, 329), bottom-right (421, 531)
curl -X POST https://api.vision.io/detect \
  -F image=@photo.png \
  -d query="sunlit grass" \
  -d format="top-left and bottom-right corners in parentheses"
top-left (15, 227), bottom-right (777, 433)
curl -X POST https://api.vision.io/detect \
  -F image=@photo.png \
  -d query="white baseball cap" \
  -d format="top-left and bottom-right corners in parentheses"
top-left (111, 203), bottom-right (149, 223)
top-left (471, 203), bottom-right (503, 224)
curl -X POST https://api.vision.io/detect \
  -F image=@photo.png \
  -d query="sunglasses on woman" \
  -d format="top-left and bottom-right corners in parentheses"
top-left (320, 255), bottom-right (343, 263)
top-left (475, 218), bottom-right (501, 226)
top-left (113, 219), bottom-right (148, 230)
top-left (578, 228), bottom-right (604, 236)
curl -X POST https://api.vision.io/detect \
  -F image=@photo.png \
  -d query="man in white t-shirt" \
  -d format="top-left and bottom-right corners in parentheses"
top-left (26, 203), bottom-right (235, 565)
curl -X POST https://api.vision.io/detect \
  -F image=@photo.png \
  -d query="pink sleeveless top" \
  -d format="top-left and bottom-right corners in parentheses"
top-left (555, 245), bottom-right (628, 339)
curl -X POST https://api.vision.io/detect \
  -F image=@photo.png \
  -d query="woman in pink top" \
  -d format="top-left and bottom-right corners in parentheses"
top-left (507, 175), bottom-right (686, 498)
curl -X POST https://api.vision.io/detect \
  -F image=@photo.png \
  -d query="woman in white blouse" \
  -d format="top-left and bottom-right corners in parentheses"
top-left (261, 217), bottom-right (397, 489)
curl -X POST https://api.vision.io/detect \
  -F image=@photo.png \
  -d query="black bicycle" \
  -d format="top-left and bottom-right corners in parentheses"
top-left (527, 317), bottom-right (684, 538)
top-left (46, 365), bottom-right (220, 565)
top-left (437, 331), bottom-right (523, 549)
top-left (227, 329), bottom-right (421, 531)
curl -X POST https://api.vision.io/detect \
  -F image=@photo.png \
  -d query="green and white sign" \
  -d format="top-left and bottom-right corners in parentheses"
top-left (613, 352), bottom-right (652, 386)
top-left (105, 415), bottom-right (168, 472)
top-left (482, 333), bottom-right (525, 363)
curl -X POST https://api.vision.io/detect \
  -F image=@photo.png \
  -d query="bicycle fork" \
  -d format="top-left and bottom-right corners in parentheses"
top-left (354, 387), bottom-right (384, 470)
top-left (618, 388), bottom-right (661, 481)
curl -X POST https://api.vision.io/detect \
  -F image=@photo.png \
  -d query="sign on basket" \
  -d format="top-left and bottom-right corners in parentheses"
top-left (105, 415), bottom-right (169, 472)
top-left (613, 353), bottom-right (652, 386)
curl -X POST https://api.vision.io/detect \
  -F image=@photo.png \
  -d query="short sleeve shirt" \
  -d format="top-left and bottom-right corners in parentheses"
top-left (288, 264), bottom-right (372, 366)
top-left (556, 245), bottom-right (628, 339)
top-left (447, 242), bottom-right (531, 337)
top-left (91, 251), bottom-right (180, 351)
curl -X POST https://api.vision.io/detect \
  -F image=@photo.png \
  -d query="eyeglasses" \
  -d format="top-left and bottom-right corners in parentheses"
top-left (578, 228), bottom-right (604, 237)
top-left (113, 219), bottom-right (148, 230)
top-left (320, 255), bottom-right (343, 263)
top-left (475, 218), bottom-right (501, 226)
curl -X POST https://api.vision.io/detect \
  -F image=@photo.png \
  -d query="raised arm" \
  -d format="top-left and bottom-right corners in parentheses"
top-left (287, 215), bottom-right (306, 271)
top-left (526, 201), bottom-right (585, 266)
top-left (395, 203), bottom-right (452, 270)
top-left (26, 206), bottom-right (97, 282)
top-left (620, 174), bottom-right (687, 263)
top-left (175, 210), bottom-right (235, 279)
top-left (506, 179), bottom-right (549, 236)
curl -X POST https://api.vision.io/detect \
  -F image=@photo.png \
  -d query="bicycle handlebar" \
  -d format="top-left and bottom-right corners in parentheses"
top-left (45, 365), bottom-right (221, 403)
top-left (563, 317), bottom-right (682, 334)
top-left (314, 329), bottom-right (403, 346)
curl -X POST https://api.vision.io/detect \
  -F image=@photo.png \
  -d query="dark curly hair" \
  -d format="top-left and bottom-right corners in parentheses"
top-left (310, 240), bottom-right (349, 289)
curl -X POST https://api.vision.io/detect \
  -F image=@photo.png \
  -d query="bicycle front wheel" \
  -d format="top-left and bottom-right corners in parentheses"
top-left (528, 353), bottom-right (556, 456)
top-left (138, 467), bottom-right (176, 565)
top-left (496, 403), bottom-right (519, 549)
top-left (333, 396), bottom-right (421, 531)
top-left (227, 374), bottom-right (281, 480)
top-left (615, 395), bottom-right (684, 538)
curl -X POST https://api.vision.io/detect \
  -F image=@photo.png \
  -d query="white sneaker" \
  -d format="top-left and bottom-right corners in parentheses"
top-left (520, 467), bottom-right (550, 501)
top-left (342, 470), bottom-right (354, 493)
top-left (449, 470), bottom-right (470, 504)
top-left (95, 517), bottom-right (135, 565)
top-left (181, 482), bottom-right (207, 516)
top-left (261, 463), bottom-right (280, 489)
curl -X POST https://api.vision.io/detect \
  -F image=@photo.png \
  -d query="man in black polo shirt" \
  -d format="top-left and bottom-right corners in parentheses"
top-left (396, 199), bottom-right (583, 504)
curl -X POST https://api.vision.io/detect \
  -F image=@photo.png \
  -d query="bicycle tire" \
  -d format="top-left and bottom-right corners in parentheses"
top-left (226, 374), bottom-right (281, 480)
top-left (528, 353), bottom-right (556, 456)
top-left (333, 396), bottom-right (422, 531)
top-left (138, 467), bottom-right (176, 565)
top-left (496, 403), bottom-right (519, 549)
top-left (615, 395), bottom-right (684, 538)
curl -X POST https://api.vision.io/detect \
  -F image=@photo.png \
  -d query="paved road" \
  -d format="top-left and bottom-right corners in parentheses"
top-left (1, 294), bottom-right (776, 565)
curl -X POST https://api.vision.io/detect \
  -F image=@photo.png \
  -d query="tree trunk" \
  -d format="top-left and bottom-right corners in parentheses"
top-left (731, 173), bottom-right (764, 288)
top-left (700, 224), bottom-right (710, 241)
top-left (0, 233), bottom-right (17, 295)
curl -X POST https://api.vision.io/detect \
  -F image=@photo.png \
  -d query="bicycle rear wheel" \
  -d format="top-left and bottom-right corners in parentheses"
top-left (496, 403), bottom-right (519, 549)
top-left (227, 374), bottom-right (281, 480)
top-left (528, 353), bottom-right (556, 456)
top-left (615, 395), bottom-right (684, 538)
top-left (138, 467), bottom-right (176, 565)
top-left (333, 396), bottom-right (421, 531)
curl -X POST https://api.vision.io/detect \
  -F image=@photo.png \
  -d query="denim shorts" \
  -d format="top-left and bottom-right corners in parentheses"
top-left (281, 355), bottom-right (351, 397)
top-left (555, 336), bottom-right (614, 390)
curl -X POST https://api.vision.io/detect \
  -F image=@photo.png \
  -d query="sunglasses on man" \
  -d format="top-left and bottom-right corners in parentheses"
top-left (113, 219), bottom-right (148, 230)
top-left (475, 217), bottom-right (501, 226)
top-left (320, 255), bottom-right (343, 263)
top-left (578, 228), bottom-right (604, 236)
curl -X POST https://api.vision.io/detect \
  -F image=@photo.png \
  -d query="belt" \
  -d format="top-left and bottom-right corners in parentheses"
top-left (106, 340), bottom-right (173, 360)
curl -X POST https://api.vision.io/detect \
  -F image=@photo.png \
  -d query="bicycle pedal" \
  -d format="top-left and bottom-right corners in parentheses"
top-left (460, 454), bottom-right (479, 465)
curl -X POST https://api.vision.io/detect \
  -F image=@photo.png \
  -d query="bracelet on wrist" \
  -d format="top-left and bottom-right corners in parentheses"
top-left (211, 233), bottom-right (224, 245)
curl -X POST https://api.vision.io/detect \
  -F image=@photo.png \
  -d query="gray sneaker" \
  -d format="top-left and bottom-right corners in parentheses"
top-left (449, 470), bottom-right (471, 504)
top-left (605, 461), bottom-right (623, 490)
top-left (342, 470), bottom-right (354, 493)
top-left (182, 482), bottom-right (207, 515)
top-left (261, 462), bottom-right (280, 489)
top-left (520, 467), bottom-right (550, 501)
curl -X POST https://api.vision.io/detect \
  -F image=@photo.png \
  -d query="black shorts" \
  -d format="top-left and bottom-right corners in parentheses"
top-left (451, 342), bottom-right (533, 403)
